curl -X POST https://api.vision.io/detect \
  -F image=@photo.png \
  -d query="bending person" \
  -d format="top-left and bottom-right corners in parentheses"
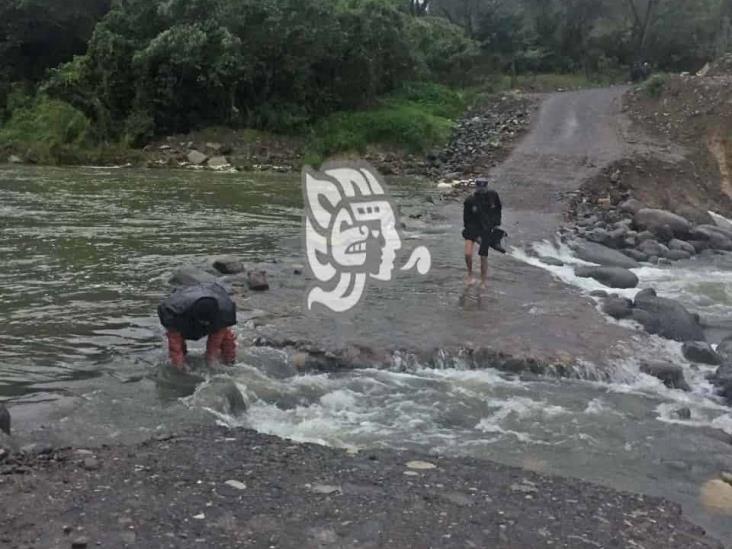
top-left (158, 283), bottom-right (237, 371)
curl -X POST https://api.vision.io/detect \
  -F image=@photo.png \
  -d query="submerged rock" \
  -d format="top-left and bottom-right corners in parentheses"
top-left (711, 364), bottom-right (732, 404)
top-left (212, 256), bottom-right (245, 275)
top-left (0, 403), bottom-right (9, 435)
top-left (193, 378), bottom-right (247, 417)
top-left (633, 289), bottom-right (705, 342)
top-left (640, 361), bottom-right (691, 391)
top-left (570, 241), bottom-right (640, 268)
top-left (575, 266), bottom-right (639, 289)
top-left (682, 342), bottom-right (720, 365)
top-left (169, 266), bottom-right (218, 287)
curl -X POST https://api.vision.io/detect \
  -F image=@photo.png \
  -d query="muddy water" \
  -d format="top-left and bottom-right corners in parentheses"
top-left (1, 165), bottom-right (732, 544)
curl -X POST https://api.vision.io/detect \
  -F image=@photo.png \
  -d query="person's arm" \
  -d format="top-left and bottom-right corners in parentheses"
top-left (495, 193), bottom-right (503, 227)
top-left (166, 330), bottom-right (187, 370)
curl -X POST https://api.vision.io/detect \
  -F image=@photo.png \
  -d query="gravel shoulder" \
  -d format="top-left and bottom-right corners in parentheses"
top-left (0, 426), bottom-right (722, 549)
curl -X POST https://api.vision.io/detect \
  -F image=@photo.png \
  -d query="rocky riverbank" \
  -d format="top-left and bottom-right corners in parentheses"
top-left (0, 425), bottom-right (724, 549)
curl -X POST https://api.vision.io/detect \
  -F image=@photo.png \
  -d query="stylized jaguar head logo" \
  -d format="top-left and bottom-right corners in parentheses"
top-left (303, 161), bottom-right (431, 313)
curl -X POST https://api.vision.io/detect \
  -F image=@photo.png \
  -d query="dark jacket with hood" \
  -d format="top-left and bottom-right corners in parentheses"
top-left (463, 189), bottom-right (502, 237)
top-left (158, 283), bottom-right (236, 340)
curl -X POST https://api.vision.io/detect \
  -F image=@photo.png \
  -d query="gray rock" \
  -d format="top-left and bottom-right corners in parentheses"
top-left (0, 431), bottom-right (18, 455)
top-left (575, 266), bottom-right (639, 289)
top-left (674, 206), bottom-right (714, 226)
top-left (590, 290), bottom-right (608, 298)
top-left (586, 228), bottom-right (612, 246)
top-left (687, 240), bottom-right (710, 253)
top-left (570, 241), bottom-right (640, 268)
top-left (640, 361), bottom-right (691, 391)
top-left (212, 256), bottom-right (245, 275)
top-left (193, 378), bottom-right (247, 417)
top-left (674, 407), bottom-right (692, 420)
top-left (72, 537), bottom-right (89, 549)
top-left (715, 337), bottom-right (732, 364)
top-left (247, 271), bottom-right (270, 291)
top-left (622, 249), bottom-right (649, 262)
top-left (633, 289), bottom-right (705, 342)
top-left (619, 199), bottom-right (644, 214)
top-left (623, 237), bottom-right (638, 249)
top-left (637, 231), bottom-right (656, 242)
top-left (82, 457), bottom-right (101, 471)
top-left (169, 266), bottom-right (218, 287)
top-left (602, 296), bottom-right (634, 319)
top-left (539, 256), bottom-right (564, 267)
top-left (638, 239), bottom-right (669, 258)
top-left (0, 403), bottom-right (9, 435)
top-left (651, 223), bottom-right (674, 243)
top-left (634, 208), bottom-right (692, 237)
top-left (682, 342), bottom-right (720, 365)
top-left (713, 213), bottom-right (732, 232)
top-left (690, 226), bottom-right (732, 251)
top-left (711, 364), bottom-right (732, 404)
top-left (666, 250), bottom-right (691, 261)
top-left (668, 239), bottom-right (696, 254)
top-left (648, 255), bottom-right (659, 264)
top-left (208, 156), bottom-right (230, 169)
top-left (8, 154), bottom-right (22, 164)
top-left (187, 150), bottom-right (208, 165)
top-left (577, 215), bottom-right (599, 227)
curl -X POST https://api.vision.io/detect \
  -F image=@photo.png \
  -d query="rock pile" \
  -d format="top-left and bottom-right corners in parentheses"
top-left (428, 93), bottom-right (536, 180)
top-left (570, 200), bottom-right (732, 265)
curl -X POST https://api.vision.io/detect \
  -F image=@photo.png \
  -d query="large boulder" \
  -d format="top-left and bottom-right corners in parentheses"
top-left (169, 266), bottom-right (218, 287)
top-left (640, 361), bottom-right (691, 391)
top-left (187, 150), bottom-right (208, 165)
top-left (0, 403), bottom-right (9, 436)
top-left (638, 239), bottom-right (669, 258)
top-left (690, 226), bottom-right (732, 251)
top-left (634, 208), bottom-right (692, 237)
top-left (633, 289), bottom-right (705, 342)
top-left (668, 239), bottom-right (696, 254)
top-left (570, 241), bottom-right (640, 269)
top-left (602, 296), bottom-right (634, 319)
top-left (682, 342), bottom-right (721, 365)
top-left (575, 266), bottom-right (639, 289)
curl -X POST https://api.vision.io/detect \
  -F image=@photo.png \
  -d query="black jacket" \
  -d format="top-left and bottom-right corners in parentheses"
top-left (158, 283), bottom-right (236, 340)
top-left (464, 190), bottom-right (502, 236)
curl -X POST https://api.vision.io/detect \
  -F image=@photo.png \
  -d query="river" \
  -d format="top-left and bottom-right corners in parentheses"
top-left (1, 164), bottom-right (732, 544)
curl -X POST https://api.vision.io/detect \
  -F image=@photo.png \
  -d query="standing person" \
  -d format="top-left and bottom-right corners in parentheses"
top-left (462, 178), bottom-right (504, 287)
top-left (158, 282), bottom-right (237, 371)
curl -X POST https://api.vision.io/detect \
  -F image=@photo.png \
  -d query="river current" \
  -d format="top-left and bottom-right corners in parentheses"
top-left (1, 165), bottom-right (731, 543)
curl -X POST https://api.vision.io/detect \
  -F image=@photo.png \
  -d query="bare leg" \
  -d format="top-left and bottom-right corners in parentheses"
top-left (464, 240), bottom-right (475, 284)
top-left (480, 256), bottom-right (488, 288)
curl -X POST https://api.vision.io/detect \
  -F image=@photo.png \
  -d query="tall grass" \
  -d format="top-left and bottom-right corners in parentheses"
top-left (305, 82), bottom-right (469, 164)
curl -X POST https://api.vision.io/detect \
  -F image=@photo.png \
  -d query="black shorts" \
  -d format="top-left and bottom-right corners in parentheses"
top-left (462, 229), bottom-right (491, 257)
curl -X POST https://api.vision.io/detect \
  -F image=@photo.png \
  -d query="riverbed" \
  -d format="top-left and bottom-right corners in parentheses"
top-left (2, 164), bottom-right (732, 544)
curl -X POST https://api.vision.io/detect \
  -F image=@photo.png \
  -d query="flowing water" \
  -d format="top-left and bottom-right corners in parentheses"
top-left (1, 165), bottom-right (732, 543)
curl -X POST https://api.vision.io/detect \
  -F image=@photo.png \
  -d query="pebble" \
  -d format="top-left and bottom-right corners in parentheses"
top-left (406, 460), bottom-right (437, 470)
top-left (81, 458), bottom-right (100, 471)
top-left (224, 480), bottom-right (247, 491)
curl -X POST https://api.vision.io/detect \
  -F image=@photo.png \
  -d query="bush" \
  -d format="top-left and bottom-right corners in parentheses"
top-left (644, 74), bottom-right (668, 98)
top-left (0, 95), bottom-right (89, 146)
top-left (307, 82), bottom-right (466, 158)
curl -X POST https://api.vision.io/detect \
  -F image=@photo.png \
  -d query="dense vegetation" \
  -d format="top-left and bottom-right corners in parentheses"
top-left (1, 0), bottom-right (731, 162)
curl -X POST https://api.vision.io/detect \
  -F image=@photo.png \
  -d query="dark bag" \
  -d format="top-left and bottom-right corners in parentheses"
top-left (486, 228), bottom-right (508, 254)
